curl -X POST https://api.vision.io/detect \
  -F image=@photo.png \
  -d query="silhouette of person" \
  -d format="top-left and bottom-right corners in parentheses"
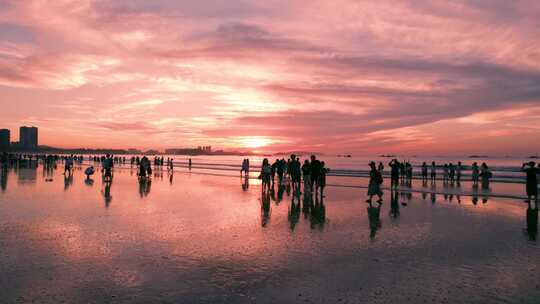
top-left (260, 158), bottom-right (272, 193)
top-left (302, 160), bottom-right (311, 194)
top-left (366, 161), bottom-right (383, 203)
top-left (430, 161), bottom-right (437, 183)
top-left (522, 161), bottom-right (538, 202)
top-left (471, 162), bottom-right (479, 187)
top-left (479, 163), bottom-right (492, 190)
top-left (421, 162), bottom-right (428, 183)
top-left (389, 159), bottom-right (400, 188)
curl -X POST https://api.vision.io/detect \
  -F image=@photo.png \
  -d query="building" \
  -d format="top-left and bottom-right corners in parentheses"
top-left (19, 126), bottom-right (38, 150)
top-left (0, 129), bottom-right (9, 150)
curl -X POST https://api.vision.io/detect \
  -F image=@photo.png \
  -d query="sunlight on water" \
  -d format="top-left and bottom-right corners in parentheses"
top-left (0, 163), bottom-right (538, 303)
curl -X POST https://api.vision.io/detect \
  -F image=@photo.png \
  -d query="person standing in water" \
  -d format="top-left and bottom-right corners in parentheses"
top-left (456, 162), bottom-right (462, 184)
top-left (479, 162), bottom-right (492, 190)
top-left (522, 161), bottom-right (538, 202)
top-left (319, 161), bottom-right (329, 198)
top-left (421, 162), bottom-right (428, 183)
top-left (309, 155), bottom-right (322, 192)
top-left (388, 159), bottom-right (400, 189)
top-left (430, 161), bottom-right (437, 183)
top-left (366, 162), bottom-right (383, 203)
top-left (471, 162), bottom-right (480, 187)
top-left (302, 160), bottom-right (311, 194)
top-left (289, 154), bottom-right (302, 194)
top-left (260, 158), bottom-right (272, 192)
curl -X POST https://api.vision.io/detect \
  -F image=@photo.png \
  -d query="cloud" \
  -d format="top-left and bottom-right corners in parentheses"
top-left (0, 0), bottom-right (539, 153)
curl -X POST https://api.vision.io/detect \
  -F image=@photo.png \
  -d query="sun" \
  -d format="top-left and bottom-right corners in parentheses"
top-left (238, 136), bottom-right (273, 149)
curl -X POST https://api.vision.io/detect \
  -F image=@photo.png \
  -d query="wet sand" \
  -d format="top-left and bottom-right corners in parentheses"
top-left (0, 165), bottom-right (539, 303)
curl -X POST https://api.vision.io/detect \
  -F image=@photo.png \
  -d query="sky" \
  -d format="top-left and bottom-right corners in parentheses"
top-left (0, 0), bottom-right (539, 156)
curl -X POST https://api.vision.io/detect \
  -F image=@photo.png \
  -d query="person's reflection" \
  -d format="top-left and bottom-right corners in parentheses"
top-left (367, 201), bottom-right (382, 239)
top-left (241, 175), bottom-right (249, 191)
top-left (472, 193), bottom-right (479, 205)
top-left (169, 172), bottom-right (174, 185)
top-left (421, 191), bottom-right (427, 200)
top-left (64, 173), bottom-right (73, 191)
top-left (482, 194), bottom-right (489, 204)
top-left (526, 201), bottom-right (538, 241)
top-left (310, 194), bottom-right (326, 230)
top-left (102, 181), bottom-right (112, 208)
top-left (0, 167), bottom-right (8, 192)
top-left (390, 190), bottom-right (400, 219)
top-left (139, 178), bottom-right (152, 198)
top-left (288, 193), bottom-right (301, 231)
top-left (261, 190), bottom-right (271, 227)
top-left (276, 184), bottom-right (285, 205)
top-left (302, 191), bottom-right (313, 219)
top-left (430, 192), bottom-right (436, 205)
top-left (84, 177), bottom-right (94, 187)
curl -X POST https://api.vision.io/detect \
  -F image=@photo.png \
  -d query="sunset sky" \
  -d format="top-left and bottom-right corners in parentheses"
top-left (1, 0), bottom-right (539, 155)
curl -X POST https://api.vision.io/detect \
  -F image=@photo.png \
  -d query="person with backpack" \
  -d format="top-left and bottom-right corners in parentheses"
top-left (367, 161), bottom-right (383, 203)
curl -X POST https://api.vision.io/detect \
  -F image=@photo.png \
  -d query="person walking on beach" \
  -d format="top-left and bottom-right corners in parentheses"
top-left (378, 162), bottom-right (384, 173)
top-left (389, 159), bottom-right (400, 188)
top-left (240, 159), bottom-right (248, 176)
top-left (270, 159), bottom-right (279, 186)
top-left (319, 161), bottom-right (329, 198)
top-left (103, 154), bottom-right (113, 182)
top-left (443, 164), bottom-right (449, 184)
top-left (456, 162), bottom-right (462, 184)
top-left (479, 162), bottom-right (492, 190)
top-left (449, 163), bottom-right (455, 184)
top-left (139, 156), bottom-right (151, 178)
top-left (522, 161), bottom-right (538, 202)
top-left (430, 161), bottom-right (437, 183)
top-left (289, 154), bottom-right (302, 194)
top-left (471, 162), bottom-right (480, 187)
top-left (421, 162), bottom-right (428, 183)
top-left (277, 159), bottom-right (285, 185)
top-left (366, 162), bottom-right (383, 203)
top-left (302, 160), bottom-right (311, 194)
top-left (260, 158), bottom-right (272, 192)
top-left (310, 155), bottom-right (322, 192)
top-left (169, 158), bottom-right (174, 172)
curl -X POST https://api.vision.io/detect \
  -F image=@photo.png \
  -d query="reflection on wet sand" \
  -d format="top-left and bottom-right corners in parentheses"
top-left (526, 201), bottom-right (538, 241)
top-left (0, 163), bottom-right (539, 303)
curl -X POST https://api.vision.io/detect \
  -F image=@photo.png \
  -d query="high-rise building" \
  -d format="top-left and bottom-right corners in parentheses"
top-left (0, 129), bottom-right (10, 150)
top-left (20, 126), bottom-right (38, 150)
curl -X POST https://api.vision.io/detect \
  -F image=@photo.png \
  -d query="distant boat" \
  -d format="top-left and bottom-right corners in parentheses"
top-left (469, 155), bottom-right (489, 158)
top-left (528, 155), bottom-right (539, 159)
top-left (379, 154), bottom-right (396, 158)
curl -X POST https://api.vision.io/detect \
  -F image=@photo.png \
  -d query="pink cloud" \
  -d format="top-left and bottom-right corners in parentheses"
top-left (0, 0), bottom-right (539, 154)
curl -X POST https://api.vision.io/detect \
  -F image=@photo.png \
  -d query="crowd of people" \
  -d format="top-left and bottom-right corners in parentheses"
top-left (2, 152), bottom-right (540, 205)
top-left (257, 154), bottom-right (329, 198)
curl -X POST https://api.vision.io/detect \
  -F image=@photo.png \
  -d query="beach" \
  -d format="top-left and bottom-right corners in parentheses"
top-left (0, 163), bottom-right (539, 303)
